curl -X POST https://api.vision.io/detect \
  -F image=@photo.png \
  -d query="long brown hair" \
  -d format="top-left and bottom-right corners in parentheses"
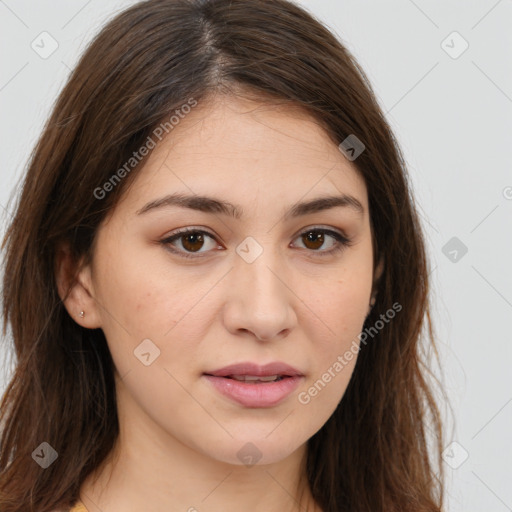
top-left (0, 0), bottom-right (446, 510)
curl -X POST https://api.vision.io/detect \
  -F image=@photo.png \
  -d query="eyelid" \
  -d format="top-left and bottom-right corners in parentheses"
top-left (291, 224), bottom-right (349, 242)
top-left (160, 225), bottom-right (353, 259)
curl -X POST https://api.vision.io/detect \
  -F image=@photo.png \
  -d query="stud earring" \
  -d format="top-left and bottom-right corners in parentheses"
top-left (79, 311), bottom-right (85, 318)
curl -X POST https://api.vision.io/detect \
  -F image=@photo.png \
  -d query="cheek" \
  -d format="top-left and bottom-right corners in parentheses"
top-left (297, 260), bottom-right (372, 401)
top-left (93, 240), bottom-right (197, 333)
top-left (304, 262), bottom-right (372, 347)
top-left (93, 249), bottom-right (222, 378)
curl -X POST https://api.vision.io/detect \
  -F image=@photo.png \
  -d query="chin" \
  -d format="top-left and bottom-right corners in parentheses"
top-left (197, 432), bottom-right (307, 467)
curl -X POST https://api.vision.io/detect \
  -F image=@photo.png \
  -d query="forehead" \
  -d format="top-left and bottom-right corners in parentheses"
top-left (114, 93), bottom-right (368, 219)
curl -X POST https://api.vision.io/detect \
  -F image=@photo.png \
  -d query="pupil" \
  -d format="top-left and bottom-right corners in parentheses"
top-left (304, 231), bottom-right (324, 250)
top-left (183, 233), bottom-right (204, 252)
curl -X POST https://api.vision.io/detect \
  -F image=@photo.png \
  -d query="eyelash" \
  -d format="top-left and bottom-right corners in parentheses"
top-left (160, 227), bottom-right (354, 260)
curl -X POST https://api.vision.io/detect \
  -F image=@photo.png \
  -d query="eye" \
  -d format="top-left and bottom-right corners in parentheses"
top-left (291, 227), bottom-right (353, 257)
top-left (160, 228), bottom-right (220, 258)
top-left (160, 226), bottom-right (353, 259)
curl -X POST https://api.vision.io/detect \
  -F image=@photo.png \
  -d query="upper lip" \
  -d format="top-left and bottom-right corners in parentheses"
top-left (204, 362), bottom-right (303, 377)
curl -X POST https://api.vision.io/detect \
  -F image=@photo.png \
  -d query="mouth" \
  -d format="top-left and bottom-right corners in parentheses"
top-left (203, 362), bottom-right (304, 407)
top-left (214, 374), bottom-right (289, 383)
top-left (204, 361), bottom-right (303, 378)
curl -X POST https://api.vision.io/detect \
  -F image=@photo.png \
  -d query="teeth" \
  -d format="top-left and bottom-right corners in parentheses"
top-left (231, 375), bottom-right (282, 382)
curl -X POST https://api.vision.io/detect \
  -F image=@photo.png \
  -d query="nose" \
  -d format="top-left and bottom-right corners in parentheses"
top-left (222, 248), bottom-right (297, 342)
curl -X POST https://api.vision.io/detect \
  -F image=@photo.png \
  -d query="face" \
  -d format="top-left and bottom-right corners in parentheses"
top-left (68, 93), bottom-right (377, 466)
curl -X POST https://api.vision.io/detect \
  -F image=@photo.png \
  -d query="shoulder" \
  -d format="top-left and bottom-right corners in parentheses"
top-left (50, 501), bottom-right (88, 512)
top-left (69, 502), bottom-right (89, 512)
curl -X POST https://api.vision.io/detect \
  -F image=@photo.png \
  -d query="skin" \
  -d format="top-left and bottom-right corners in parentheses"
top-left (57, 92), bottom-right (382, 512)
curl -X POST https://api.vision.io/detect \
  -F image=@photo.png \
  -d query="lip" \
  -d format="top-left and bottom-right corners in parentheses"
top-left (205, 361), bottom-right (303, 378)
top-left (203, 361), bottom-right (304, 408)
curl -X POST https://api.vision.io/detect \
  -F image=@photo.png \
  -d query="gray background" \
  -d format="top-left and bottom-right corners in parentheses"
top-left (1, 1), bottom-right (511, 510)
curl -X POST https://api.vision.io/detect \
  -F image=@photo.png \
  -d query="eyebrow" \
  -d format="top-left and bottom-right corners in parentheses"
top-left (135, 192), bottom-right (364, 219)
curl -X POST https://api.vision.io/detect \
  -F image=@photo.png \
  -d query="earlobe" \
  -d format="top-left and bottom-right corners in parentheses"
top-left (55, 242), bottom-right (102, 329)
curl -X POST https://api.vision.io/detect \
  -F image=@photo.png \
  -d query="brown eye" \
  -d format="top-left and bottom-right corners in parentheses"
top-left (161, 229), bottom-right (219, 258)
top-left (301, 231), bottom-right (325, 250)
top-left (181, 232), bottom-right (205, 252)
top-left (161, 227), bottom-right (352, 260)
top-left (293, 228), bottom-right (349, 255)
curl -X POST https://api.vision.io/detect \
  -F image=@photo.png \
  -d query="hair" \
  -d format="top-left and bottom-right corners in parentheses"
top-left (0, 0), bottom-right (447, 510)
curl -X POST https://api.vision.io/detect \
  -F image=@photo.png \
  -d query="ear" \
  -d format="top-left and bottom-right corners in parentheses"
top-left (55, 241), bottom-right (102, 329)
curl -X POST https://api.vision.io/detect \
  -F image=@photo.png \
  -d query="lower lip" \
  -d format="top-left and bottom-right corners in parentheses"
top-left (203, 375), bottom-right (303, 408)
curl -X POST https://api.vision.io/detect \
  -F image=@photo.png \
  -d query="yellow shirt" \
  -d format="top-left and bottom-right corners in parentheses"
top-left (69, 501), bottom-right (88, 512)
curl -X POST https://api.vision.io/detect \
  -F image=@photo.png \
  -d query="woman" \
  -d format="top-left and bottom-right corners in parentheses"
top-left (0, 0), bottom-right (446, 510)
